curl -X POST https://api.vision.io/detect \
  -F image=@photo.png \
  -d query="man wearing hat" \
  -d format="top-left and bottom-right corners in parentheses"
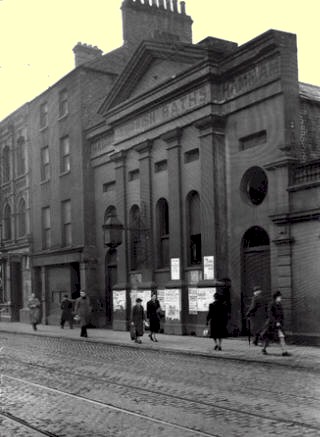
top-left (131, 297), bottom-right (146, 344)
top-left (246, 285), bottom-right (266, 346)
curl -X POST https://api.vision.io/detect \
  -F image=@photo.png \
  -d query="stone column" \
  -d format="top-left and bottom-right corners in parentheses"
top-left (110, 150), bottom-right (130, 330)
top-left (195, 115), bottom-right (228, 281)
top-left (194, 115), bottom-right (229, 335)
top-left (162, 128), bottom-right (185, 334)
top-left (41, 266), bottom-right (47, 325)
top-left (135, 140), bottom-right (156, 293)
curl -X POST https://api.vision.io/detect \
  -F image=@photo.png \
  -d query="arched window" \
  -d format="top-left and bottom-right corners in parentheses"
top-left (17, 198), bottom-right (26, 237)
top-left (2, 146), bottom-right (10, 183)
top-left (4, 204), bottom-right (12, 240)
top-left (186, 191), bottom-right (202, 265)
top-left (129, 205), bottom-right (142, 271)
top-left (16, 136), bottom-right (26, 176)
top-left (156, 198), bottom-right (169, 268)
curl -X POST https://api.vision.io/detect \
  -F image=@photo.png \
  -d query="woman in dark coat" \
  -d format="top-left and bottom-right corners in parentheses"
top-left (261, 291), bottom-right (291, 356)
top-left (206, 293), bottom-right (228, 351)
top-left (60, 294), bottom-right (73, 329)
top-left (146, 292), bottom-right (161, 342)
top-left (131, 298), bottom-right (146, 344)
top-left (28, 293), bottom-right (41, 331)
top-left (74, 290), bottom-right (91, 338)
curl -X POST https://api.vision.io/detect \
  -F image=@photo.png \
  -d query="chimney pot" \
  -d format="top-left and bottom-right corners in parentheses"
top-left (180, 1), bottom-right (186, 14)
top-left (172, 0), bottom-right (178, 12)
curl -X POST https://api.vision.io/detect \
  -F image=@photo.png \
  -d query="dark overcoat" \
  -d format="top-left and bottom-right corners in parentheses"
top-left (206, 300), bottom-right (228, 339)
top-left (245, 293), bottom-right (267, 336)
top-left (61, 298), bottom-right (73, 321)
top-left (146, 299), bottom-right (161, 333)
top-left (28, 297), bottom-right (41, 324)
top-left (74, 296), bottom-right (91, 327)
top-left (261, 301), bottom-right (285, 341)
top-left (131, 304), bottom-right (145, 337)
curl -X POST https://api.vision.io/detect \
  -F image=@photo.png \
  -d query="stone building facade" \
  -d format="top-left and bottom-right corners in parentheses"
top-left (0, 104), bottom-right (32, 322)
top-left (88, 1), bottom-right (320, 343)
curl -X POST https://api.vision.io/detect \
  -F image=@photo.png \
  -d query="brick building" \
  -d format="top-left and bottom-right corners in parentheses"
top-left (0, 0), bottom-right (319, 343)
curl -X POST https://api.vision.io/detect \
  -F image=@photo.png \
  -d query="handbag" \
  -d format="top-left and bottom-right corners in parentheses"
top-left (202, 328), bottom-right (209, 337)
top-left (156, 308), bottom-right (165, 319)
top-left (73, 314), bottom-right (80, 322)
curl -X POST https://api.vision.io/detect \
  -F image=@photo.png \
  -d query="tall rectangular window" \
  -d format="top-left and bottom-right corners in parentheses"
top-left (40, 146), bottom-right (50, 181)
top-left (40, 102), bottom-right (48, 129)
top-left (16, 136), bottom-right (26, 176)
top-left (60, 136), bottom-right (70, 173)
top-left (61, 200), bottom-right (72, 246)
top-left (59, 89), bottom-right (68, 118)
top-left (42, 207), bottom-right (51, 249)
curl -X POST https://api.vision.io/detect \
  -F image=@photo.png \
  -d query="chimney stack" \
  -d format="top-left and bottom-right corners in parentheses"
top-left (73, 43), bottom-right (103, 67)
top-left (121, 0), bottom-right (193, 46)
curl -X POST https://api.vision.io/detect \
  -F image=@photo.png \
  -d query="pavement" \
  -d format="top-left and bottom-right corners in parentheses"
top-left (0, 321), bottom-right (320, 371)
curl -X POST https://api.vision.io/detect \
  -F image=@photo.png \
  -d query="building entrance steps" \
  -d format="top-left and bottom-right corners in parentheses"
top-left (0, 321), bottom-right (319, 371)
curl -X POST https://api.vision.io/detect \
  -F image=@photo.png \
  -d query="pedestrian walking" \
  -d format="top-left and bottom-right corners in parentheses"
top-left (60, 294), bottom-right (74, 329)
top-left (74, 290), bottom-right (91, 338)
top-left (260, 291), bottom-right (291, 356)
top-left (206, 292), bottom-right (228, 351)
top-left (245, 285), bottom-right (266, 346)
top-left (131, 298), bottom-right (146, 344)
top-left (146, 292), bottom-right (162, 342)
top-left (27, 293), bottom-right (41, 331)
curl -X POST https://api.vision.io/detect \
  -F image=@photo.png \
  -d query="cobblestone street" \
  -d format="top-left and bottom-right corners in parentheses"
top-left (0, 329), bottom-right (319, 436)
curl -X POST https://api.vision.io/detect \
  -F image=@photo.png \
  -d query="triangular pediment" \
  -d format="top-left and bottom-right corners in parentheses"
top-left (98, 40), bottom-right (207, 115)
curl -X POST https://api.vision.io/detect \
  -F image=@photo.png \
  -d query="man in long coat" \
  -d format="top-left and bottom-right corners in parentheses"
top-left (246, 286), bottom-right (266, 346)
top-left (131, 298), bottom-right (146, 344)
top-left (75, 290), bottom-right (91, 338)
top-left (60, 294), bottom-right (73, 329)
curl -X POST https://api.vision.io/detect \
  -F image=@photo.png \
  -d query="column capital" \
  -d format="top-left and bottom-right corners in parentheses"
top-left (134, 139), bottom-right (153, 158)
top-left (195, 115), bottom-right (226, 135)
top-left (110, 150), bottom-right (127, 168)
top-left (161, 127), bottom-right (182, 147)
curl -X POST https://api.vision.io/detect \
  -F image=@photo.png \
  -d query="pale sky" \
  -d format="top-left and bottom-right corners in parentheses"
top-left (1, 0), bottom-right (320, 121)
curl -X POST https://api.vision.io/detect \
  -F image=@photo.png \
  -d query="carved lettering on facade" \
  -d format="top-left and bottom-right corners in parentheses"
top-left (90, 136), bottom-right (114, 157)
top-left (116, 85), bottom-right (210, 141)
top-left (222, 57), bottom-right (280, 100)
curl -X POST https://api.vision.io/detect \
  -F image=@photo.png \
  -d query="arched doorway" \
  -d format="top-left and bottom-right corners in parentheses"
top-left (105, 248), bottom-right (117, 326)
top-left (241, 226), bottom-right (271, 333)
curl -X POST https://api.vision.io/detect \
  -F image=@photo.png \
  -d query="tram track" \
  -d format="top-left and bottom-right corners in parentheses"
top-left (1, 353), bottom-right (320, 434)
top-left (0, 411), bottom-right (60, 437)
top-left (2, 374), bottom-right (219, 437)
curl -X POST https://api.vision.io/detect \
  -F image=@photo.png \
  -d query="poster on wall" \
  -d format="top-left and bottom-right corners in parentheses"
top-left (157, 289), bottom-right (166, 311)
top-left (113, 290), bottom-right (126, 312)
top-left (197, 288), bottom-right (215, 312)
top-left (188, 288), bottom-right (198, 314)
top-left (170, 258), bottom-right (180, 280)
top-left (165, 289), bottom-right (181, 321)
top-left (203, 256), bottom-right (215, 280)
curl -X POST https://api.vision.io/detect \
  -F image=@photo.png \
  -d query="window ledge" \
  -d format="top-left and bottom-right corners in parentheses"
top-left (40, 179), bottom-right (50, 185)
top-left (59, 170), bottom-right (71, 177)
top-left (58, 113), bottom-right (68, 121)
